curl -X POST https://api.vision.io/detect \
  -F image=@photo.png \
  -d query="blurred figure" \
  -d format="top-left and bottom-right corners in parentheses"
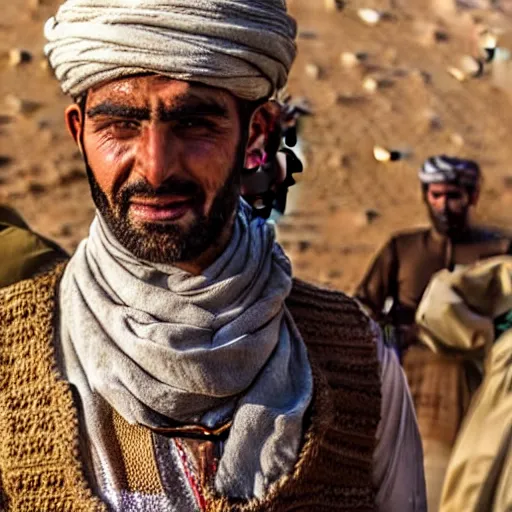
top-left (416, 257), bottom-right (512, 512)
top-left (0, 204), bottom-right (66, 287)
top-left (355, 155), bottom-right (512, 510)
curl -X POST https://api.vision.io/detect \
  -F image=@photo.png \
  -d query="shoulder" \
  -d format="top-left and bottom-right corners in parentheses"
top-left (287, 278), bottom-right (381, 415)
top-left (390, 228), bottom-right (430, 247)
top-left (372, 228), bottom-right (430, 257)
top-left (287, 278), bottom-right (374, 346)
top-left (0, 205), bottom-right (68, 289)
top-left (470, 226), bottom-right (511, 244)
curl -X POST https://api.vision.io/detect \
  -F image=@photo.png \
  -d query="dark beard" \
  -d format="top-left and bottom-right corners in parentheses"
top-left (427, 203), bottom-right (469, 239)
top-left (85, 157), bottom-right (242, 265)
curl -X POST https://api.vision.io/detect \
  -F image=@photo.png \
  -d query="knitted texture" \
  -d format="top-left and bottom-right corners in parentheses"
top-left (0, 267), bottom-right (380, 511)
top-left (0, 263), bottom-right (106, 512)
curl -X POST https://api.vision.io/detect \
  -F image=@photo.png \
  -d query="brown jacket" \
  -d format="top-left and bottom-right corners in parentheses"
top-left (0, 266), bottom-right (382, 511)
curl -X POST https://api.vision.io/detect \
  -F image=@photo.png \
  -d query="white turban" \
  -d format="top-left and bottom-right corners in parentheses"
top-left (44, 0), bottom-right (297, 101)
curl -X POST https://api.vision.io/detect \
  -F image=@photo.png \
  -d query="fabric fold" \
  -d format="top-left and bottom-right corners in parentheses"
top-left (59, 200), bottom-right (313, 499)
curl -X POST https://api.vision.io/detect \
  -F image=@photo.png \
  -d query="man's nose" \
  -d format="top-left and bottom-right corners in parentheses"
top-left (139, 125), bottom-right (177, 189)
top-left (436, 195), bottom-right (447, 211)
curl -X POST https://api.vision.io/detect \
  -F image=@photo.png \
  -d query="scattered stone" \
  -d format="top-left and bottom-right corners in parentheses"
top-left (27, 181), bottom-right (46, 195)
top-left (0, 156), bottom-right (12, 167)
top-left (357, 8), bottom-right (383, 25)
top-left (340, 51), bottom-right (368, 68)
top-left (324, 0), bottom-right (345, 11)
top-left (298, 30), bottom-right (318, 40)
top-left (447, 66), bottom-right (468, 82)
top-left (327, 269), bottom-right (343, 280)
top-left (427, 112), bottom-right (443, 131)
top-left (336, 93), bottom-right (367, 105)
top-left (365, 209), bottom-right (381, 224)
top-left (362, 77), bottom-right (379, 93)
top-left (8, 49), bottom-right (32, 67)
top-left (450, 133), bottom-right (465, 147)
top-left (4, 95), bottom-right (41, 116)
top-left (373, 145), bottom-right (403, 162)
top-left (59, 167), bottom-right (86, 186)
top-left (297, 240), bottom-right (312, 253)
top-left (447, 56), bottom-right (484, 82)
top-left (503, 175), bottom-right (512, 190)
top-left (305, 63), bottom-right (322, 80)
top-left (434, 30), bottom-right (450, 43)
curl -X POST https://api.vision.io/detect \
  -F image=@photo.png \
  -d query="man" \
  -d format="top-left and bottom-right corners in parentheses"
top-left (0, 1), bottom-right (425, 510)
top-left (355, 155), bottom-right (511, 511)
top-left (416, 257), bottom-right (512, 512)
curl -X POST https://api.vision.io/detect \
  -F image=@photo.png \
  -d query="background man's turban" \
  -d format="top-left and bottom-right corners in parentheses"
top-left (44, 0), bottom-right (297, 101)
top-left (419, 155), bottom-right (481, 189)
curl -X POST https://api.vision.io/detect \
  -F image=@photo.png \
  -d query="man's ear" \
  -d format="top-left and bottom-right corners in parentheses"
top-left (245, 101), bottom-right (281, 169)
top-left (65, 103), bottom-right (84, 152)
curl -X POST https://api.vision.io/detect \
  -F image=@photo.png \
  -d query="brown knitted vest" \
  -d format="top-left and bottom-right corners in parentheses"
top-left (0, 264), bottom-right (380, 512)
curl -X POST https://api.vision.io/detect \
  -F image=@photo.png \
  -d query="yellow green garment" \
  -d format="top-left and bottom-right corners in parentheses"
top-left (0, 204), bottom-right (67, 288)
top-left (416, 256), bottom-right (512, 512)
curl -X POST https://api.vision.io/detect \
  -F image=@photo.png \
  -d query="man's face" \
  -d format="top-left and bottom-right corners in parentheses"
top-left (70, 75), bottom-right (248, 265)
top-left (425, 182), bottom-right (474, 237)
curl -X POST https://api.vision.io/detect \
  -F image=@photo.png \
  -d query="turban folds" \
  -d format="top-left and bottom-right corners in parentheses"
top-left (44, 0), bottom-right (297, 101)
top-left (419, 155), bottom-right (481, 188)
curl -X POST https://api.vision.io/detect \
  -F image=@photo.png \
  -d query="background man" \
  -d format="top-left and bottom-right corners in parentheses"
top-left (356, 154), bottom-right (511, 511)
top-left (0, 1), bottom-right (426, 510)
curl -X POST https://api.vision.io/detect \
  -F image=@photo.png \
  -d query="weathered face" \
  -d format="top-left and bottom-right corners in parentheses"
top-left (67, 75), bottom-right (254, 267)
top-left (425, 182), bottom-right (474, 236)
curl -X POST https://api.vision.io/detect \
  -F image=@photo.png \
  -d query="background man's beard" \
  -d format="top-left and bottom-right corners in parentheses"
top-left (427, 204), bottom-right (469, 239)
top-left (85, 164), bottom-right (241, 264)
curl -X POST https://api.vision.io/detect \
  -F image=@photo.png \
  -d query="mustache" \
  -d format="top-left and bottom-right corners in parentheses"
top-left (117, 178), bottom-right (204, 206)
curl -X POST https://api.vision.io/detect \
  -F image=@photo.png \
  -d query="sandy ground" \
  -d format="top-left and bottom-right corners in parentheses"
top-left (2, 0), bottom-right (512, 294)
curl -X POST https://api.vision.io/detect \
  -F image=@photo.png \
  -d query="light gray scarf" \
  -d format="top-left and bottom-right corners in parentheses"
top-left (59, 202), bottom-right (313, 499)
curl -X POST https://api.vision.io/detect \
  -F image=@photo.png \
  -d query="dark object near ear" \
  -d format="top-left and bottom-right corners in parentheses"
top-left (241, 148), bottom-right (303, 219)
top-left (484, 47), bottom-right (496, 63)
top-left (284, 126), bottom-right (298, 148)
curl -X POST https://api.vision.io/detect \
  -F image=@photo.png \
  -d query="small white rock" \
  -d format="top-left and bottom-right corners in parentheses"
top-left (8, 49), bottom-right (32, 67)
top-left (447, 66), bottom-right (467, 82)
top-left (460, 55), bottom-right (484, 77)
top-left (450, 133), bottom-right (465, 147)
top-left (363, 77), bottom-right (379, 93)
top-left (373, 146), bottom-right (404, 162)
top-left (305, 63), bottom-right (321, 80)
top-left (358, 8), bottom-right (382, 25)
top-left (373, 146), bottom-right (392, 162)
top-left (324, 0), bottom-right (344, 11)
top-left (341, 52), bottom-right (359, 68)
top-left (4, 95), bottom-right (40, 116)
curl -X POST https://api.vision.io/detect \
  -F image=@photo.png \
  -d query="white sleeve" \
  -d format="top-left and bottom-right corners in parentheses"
top-left (372, 324), bottom-right (427, 512)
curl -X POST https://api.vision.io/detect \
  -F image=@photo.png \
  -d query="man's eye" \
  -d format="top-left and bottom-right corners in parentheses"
top-left (111, 121), bottom-right (140, 135)
top-left (178, 118), bottom-right (214, 130)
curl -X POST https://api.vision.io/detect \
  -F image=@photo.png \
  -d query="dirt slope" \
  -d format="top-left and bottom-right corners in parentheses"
top-left (2, 0), bottom-right (512, 293)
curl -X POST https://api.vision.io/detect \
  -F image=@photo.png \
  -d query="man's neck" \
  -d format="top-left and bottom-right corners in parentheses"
top-left (174, 217), bottom-right (236, 276)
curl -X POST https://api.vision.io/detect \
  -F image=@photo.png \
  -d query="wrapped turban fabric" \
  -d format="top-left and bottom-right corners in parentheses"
top-left (44, 0), bottom-right (297, 101)
top-left (419, 155), bottom-right (481, 188)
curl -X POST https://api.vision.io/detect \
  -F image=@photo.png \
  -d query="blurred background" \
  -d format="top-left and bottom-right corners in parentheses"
top-left (2, 0), bottom-right (512, 293)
